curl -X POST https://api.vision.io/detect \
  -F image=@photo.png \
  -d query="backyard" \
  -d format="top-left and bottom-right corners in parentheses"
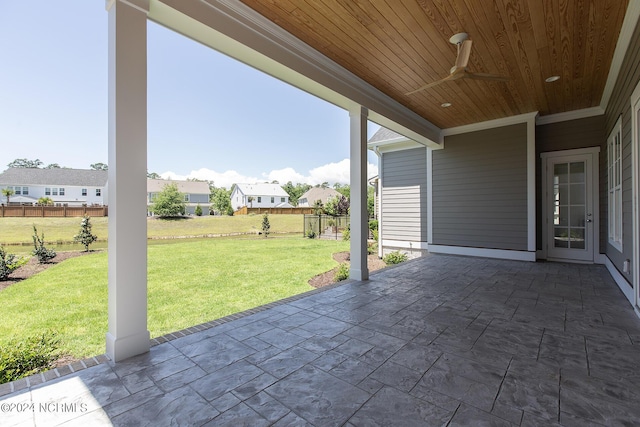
top-left (0, 235), bottom-right (350, 360)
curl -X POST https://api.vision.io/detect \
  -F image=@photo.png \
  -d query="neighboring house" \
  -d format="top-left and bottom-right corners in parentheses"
top-left (297, 187), bottom-right (341, 207)
top-left (0, 167), bottom-right (108, 206)
top-left (230, 183), bottom-right (289, 210)
top-left (147, 179), bottom-right (210, 215)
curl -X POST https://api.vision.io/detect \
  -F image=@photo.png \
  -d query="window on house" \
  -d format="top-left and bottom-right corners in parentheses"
top-left (52, 188), bottom-right (58, 196)
top-left (12, 186), bottom-right (21, 195)
top-left (281, 197), bottom-right (285, 202)
top-left (271, 197), bottom-right (274, 203)
top-left (184, 194), bottom-right (190, 202)
top-left (59, 188), bottom-right (65, 196)
top-left (96, 189), bottom-right (101, 196)
top-left (45, 188), bottom-right (51, 195)
top-left (22, 187), bottom-right (28, 195)
top-left (608, 116), bottom-right (623, 251)
top-left (82, 188), bottom-right (87, 196)
top-left (257, 197), bottom-right (261, 203)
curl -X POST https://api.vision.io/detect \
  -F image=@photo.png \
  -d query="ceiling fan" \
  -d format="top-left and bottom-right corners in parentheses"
top-left (406, 33), bottom-right (509, 95)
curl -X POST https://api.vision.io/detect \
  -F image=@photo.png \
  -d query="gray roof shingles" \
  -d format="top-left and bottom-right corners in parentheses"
top-left (0, 168), bottom-right (108, 187)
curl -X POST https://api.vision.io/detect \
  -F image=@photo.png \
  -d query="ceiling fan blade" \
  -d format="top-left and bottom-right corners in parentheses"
top-left (455, 39), bottom-right (472, 69)
top-left (463, 71), bottom-right (509, 82)
top-left (405, 71), bottom-right (461, 95)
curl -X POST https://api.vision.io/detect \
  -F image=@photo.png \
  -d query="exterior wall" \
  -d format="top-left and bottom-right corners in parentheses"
top-left (432, 123), bottom-right (528, 250)
top-left (535, 115), bottom-right (606, 252)
top-left (380, 147), bottom-right (428, 249)
top-left (230, 188), bottom-right (288, 210)
top-left (603, 17), bottom-right (640, 286)
top-left (2, 184), bottom-right (106, 206)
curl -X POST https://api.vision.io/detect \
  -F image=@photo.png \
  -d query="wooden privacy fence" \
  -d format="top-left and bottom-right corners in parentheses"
top-left (0, 205), bottom-right (108, 218)
top-left (234, 206), bottom-right (314, 215)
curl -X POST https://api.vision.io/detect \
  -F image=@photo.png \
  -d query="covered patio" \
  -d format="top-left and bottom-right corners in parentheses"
top-left (2, 254), bottom-right (640, 426)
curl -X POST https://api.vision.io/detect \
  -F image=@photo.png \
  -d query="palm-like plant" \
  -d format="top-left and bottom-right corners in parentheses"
top-left (2, 188), bottom-right (15, 205)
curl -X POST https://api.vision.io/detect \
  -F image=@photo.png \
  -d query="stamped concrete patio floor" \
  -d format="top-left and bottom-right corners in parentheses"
top-left (3, 254), bottom-right (640, 426)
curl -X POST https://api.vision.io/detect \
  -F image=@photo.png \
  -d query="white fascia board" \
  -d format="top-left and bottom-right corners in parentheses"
top-left (441, 112), bottom-right (538, 137)
top-left (369, 140), bottom-right (425, 153)
top-left (150, 0), bottom-right (442, 148)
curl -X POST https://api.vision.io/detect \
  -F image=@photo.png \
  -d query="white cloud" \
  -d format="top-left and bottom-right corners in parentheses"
top-left (161, 159), bottom-right (379, 189)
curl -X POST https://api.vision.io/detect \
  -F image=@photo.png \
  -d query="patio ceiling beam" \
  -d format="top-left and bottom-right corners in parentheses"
top-left (106, 0), bottom-right (151, 362)
top-left (148, 0), bottom-right (442, 148)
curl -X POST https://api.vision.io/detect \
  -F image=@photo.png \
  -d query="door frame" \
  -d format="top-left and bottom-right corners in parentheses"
top-left (540, 147), bottom-right (601, 262)
top-left (631, 81), bottom-right (640, 314)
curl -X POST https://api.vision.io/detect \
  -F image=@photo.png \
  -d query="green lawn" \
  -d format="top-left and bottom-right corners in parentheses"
top-left (0, 214), bottom-right (304, 246)
top-left (0, 237), bottom-right (348, 358)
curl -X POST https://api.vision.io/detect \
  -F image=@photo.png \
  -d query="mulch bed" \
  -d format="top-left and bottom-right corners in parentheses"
top-left (0, 251), bottom-right (93, 291)
top-left (308, 251), bottom-right (387, 288)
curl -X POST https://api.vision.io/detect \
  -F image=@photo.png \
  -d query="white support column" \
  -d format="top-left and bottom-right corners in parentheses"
top-left (106, 0), bottom-right (150, 362)
top-left (349, 106), bottom-right (369, 281)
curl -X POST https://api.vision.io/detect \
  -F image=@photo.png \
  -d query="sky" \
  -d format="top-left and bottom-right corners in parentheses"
top-left (0, 1), bottom-right (379, 189)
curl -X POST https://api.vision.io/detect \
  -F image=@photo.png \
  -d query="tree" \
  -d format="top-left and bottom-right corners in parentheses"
top-left (324, 195), bottom-right (349, 216)
top-left (211, 187), bottom-right (233, 215)
top-left (37, 197), bottom-right (53, 206)
top-left (282, 181), bottom-right (311, 206)
top-left (367, 185), bottom-right (375, 218)
top-left (195, 204), bottom-right (203, 216)
top-left (90, 163), bottom-right (108, 171)
top-left (149, 183), bottom-right (186, 217)
top-left (7, 158), bottom-right (43, 168)
top-left (261, 213), bottom-right (270, 237)
top-left (2, 188), bottom-right (14, 205)
top-left (147, 171), bottom-right (161, 179)
top-left (73, 215), bottom-right (98, 251)
top-left (335, 184), bottom-right (350, 199)
top-left (44, 163), bottom-right (62, 169)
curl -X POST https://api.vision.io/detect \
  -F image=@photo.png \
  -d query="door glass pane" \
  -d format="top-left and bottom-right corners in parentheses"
top-left (553, 161), bottom-right (587, 250)
top-left (554, 227), bottom-right (569, 248)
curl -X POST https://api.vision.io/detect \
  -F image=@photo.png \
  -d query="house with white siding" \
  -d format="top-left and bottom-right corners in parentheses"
top-left (0, 168), bottom-right (108, 206)
top-left (230, 183), bottom-right (289, 210)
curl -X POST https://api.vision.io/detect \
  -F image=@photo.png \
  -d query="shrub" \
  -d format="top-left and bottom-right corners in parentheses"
top-left (383, 251), bottom-right (409, 265)
top-left (306, 228), bottom-right (316, 239)
top-left (367, 241), bottom-right (378, 255)
top-left (342, 225), bottom-right (350, 241)
top-left (195, 204), bottom-right (203, 216)
top-left (0, 331), bottom-right (61, 384)
top-left (32, 225), bottom-right (56, 263)
top-left (368, 220), bottom-right (378, 231)
top-left (0, 247), bottom-right (26, 281)
top-left (73, 215), bottom-right (97, 252)
top-left (334, 263), bottom-right (350, 282)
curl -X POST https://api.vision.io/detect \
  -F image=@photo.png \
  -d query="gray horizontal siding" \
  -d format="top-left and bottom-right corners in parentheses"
top-left (381, 147), bottom-right (427, 242)
top-left (432, 123), bottom-right (528, 250)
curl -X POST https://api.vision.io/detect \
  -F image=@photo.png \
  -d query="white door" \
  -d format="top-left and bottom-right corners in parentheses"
top-left (545, 153), bottom-right (595, 262)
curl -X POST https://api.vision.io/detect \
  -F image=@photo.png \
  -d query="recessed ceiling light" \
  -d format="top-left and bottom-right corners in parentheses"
top-left (441, 102), bottom-right (452, 108)
top-left (545, 75), bottom-right (560, 83)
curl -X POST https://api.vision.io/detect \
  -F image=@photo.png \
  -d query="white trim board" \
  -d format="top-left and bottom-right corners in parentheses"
top-left (382, 240), bottom-right (429, 250)
top-left (631, 78), bottom-right (640, 310)
top-left (440, 112), bottom-right (538, 138)
top-left (535, 107), bottom-right (604, 126)
top-left (604, 256), bottom-right (635, 305)
top-left (428, 245), bottom-right (536, 262)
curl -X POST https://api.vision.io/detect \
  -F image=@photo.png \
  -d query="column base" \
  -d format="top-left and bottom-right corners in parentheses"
top-left (349, 268), bottom-right (369, 281)
top-left (106, 330), bottom-right (150, 362)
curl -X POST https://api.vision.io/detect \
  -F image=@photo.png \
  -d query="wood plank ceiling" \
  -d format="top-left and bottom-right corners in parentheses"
top-left (239, 0), bottom-right (628, 129)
